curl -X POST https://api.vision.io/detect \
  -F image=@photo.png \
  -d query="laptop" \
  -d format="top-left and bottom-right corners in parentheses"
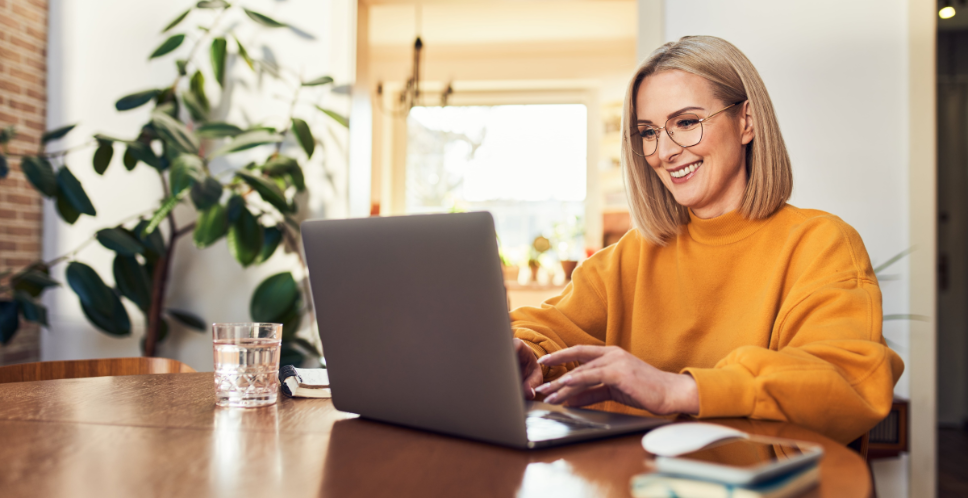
top-left (301, 212), bottom-right (669, 449)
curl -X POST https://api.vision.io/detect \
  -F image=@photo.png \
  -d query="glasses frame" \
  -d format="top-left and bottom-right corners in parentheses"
top-left (631, 101), bottom-right (745, 157)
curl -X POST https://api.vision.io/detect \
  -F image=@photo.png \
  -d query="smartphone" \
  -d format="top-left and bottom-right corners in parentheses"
top-left (654, 436), bottom-right (824, 485)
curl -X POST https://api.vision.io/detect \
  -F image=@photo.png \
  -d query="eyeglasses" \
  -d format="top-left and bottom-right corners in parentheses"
top-left (631, 101), bottom-right (745, 157)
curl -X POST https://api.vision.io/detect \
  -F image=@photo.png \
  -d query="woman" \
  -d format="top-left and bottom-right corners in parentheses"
top-left (511, 36), bottom-right (903, 444)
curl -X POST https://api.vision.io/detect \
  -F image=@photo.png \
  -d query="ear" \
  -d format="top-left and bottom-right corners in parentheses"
top-left (740, 101), bottom-right (755, 145)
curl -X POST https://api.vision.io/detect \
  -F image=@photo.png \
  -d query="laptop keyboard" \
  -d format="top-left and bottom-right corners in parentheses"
top-left (526, 410), bottom-right (611, 441)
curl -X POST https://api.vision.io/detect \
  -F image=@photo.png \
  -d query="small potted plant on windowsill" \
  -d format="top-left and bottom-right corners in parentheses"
top-left (528, 235), bottom-right (552, 282)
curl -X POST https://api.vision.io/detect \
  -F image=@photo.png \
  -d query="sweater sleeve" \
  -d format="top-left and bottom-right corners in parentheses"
top-left (683, 268), bottom-right (904, 444)
top-left (511, 253), bottom-right (611, 380)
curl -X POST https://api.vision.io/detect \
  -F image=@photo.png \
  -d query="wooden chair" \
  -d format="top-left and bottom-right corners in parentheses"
top-left (0, 357), bottom-right (195, 384)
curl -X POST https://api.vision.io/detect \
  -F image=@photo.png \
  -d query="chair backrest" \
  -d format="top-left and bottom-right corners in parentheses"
top-left (0, 357), bottom-right (196, 384)
top-left (847, 431), bottom-right (870, 460)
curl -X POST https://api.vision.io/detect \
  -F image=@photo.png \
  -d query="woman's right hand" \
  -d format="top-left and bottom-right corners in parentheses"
top-left (514, 338), bottom-right (544, 400)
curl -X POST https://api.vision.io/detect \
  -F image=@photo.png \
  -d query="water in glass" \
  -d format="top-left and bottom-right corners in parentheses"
top-left (214, 337), bottom-right (281, 407)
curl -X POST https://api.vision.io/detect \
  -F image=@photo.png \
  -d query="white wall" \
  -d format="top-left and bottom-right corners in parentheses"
top-left (43, 0), bottom-right (350, 370)
top-left (659, 0), bottom-right (923, 496)
top-left (662, 3), bottom-right (912, 395)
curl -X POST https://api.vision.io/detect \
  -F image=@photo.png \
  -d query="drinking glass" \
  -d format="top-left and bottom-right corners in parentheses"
top-left (212, 322), bottom-right (282, 408)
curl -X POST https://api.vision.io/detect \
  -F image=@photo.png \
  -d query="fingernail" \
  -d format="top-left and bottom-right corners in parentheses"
top-left (544, 393), bottom-right (559, 404)
top-left (529, 387), bottom-right (536, 398)
top-left (537, 356), bottom-right (547, 365)
top-left (535, 383), bottom-right (551, 393)
top-left (560, 375), bottom-right (572, 384)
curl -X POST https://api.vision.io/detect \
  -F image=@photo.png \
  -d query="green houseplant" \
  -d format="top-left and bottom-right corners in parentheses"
top-left (0, 1), bottom-right (346, 366)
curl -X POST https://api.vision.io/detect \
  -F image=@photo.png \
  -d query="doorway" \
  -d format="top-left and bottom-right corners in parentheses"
top-left (936, 25), bottom-right (968, 498)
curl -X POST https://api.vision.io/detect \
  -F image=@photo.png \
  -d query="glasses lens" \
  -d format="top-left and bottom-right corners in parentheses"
top-left (636, 126), bottom-right (658, 156)
top-left (667, 114), bottom-right (703, 148)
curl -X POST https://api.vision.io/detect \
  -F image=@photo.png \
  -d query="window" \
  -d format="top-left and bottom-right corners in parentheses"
top-left (406, 104), bottom-right (588, 269)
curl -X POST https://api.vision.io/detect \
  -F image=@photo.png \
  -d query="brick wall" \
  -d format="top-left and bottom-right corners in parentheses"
top-left (0, 0), bottom-right (47, 365)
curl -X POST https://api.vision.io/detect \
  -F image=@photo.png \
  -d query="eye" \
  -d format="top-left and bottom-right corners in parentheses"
top-left (673, 116), bottom-right (700, 130)
top-left (638, 127), bottom-right (658, 140)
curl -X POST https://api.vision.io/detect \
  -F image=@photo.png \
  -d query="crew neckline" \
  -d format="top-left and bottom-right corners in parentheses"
top-left (686, 208), bottom-right (774, 245)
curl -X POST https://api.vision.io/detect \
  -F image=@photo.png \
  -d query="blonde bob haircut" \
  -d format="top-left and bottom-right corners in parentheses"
top-left (622, 36), bottom-right (793, 245)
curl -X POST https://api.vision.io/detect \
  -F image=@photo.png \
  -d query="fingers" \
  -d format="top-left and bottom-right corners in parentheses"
top-left (537, 345), bottom-right (610, 367)
top-left (561, 385), bottom-right (612, 407)
top-left (535, 366), bottom-right (607, 404)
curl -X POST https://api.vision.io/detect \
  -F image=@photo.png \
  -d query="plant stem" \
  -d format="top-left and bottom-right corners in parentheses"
top-left (144, 210), bottom-right (180, 358)
top-left (4, 140), bottom-right (97, 159)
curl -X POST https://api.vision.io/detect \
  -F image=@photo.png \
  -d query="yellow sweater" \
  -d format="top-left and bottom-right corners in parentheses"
top-left (511, 205), bottom-right (904, 444)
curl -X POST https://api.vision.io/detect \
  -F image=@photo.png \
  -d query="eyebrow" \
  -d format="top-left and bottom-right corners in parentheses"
top-left (637, 106), bottom-right (705, 125)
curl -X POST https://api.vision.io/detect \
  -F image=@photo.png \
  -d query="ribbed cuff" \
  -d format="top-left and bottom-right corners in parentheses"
top-left (682, 365), bottom-right (756, 418)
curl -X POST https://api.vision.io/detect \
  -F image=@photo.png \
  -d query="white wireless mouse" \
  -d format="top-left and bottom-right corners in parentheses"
top-left (641, 422), bottom-right (748, 457)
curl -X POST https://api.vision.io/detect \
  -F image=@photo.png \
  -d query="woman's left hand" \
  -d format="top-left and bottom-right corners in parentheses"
top-left (534, 345), bottom-right (700, 416)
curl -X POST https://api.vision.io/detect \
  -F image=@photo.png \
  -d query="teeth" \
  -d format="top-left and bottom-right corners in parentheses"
top-left (669, 161), bottom-right (702, 179)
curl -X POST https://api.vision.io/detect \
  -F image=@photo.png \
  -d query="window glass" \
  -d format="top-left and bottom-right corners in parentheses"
top-left (406, 104), bottom-right (587, 267)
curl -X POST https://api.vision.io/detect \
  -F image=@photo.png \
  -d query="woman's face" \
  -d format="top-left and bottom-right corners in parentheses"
top-left (635, 70), bottom-right (754, 219)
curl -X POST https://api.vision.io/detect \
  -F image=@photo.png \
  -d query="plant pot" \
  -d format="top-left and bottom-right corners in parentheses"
top-left (529, 262), bottom-right (540, 282)
top-left (560, 260), bottom-right (578, 281)
top-left (502, 265), bottom-right (520, 282)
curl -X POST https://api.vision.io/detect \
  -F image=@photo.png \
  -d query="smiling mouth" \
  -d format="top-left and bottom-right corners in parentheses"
top-left (668, 161), bottom-right (702, 179)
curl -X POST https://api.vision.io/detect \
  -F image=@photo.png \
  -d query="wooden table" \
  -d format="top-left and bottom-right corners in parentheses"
top-left (0, 373), bottom-right (871, 498)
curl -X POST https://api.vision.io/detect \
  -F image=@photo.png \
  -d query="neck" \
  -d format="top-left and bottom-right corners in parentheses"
top-left (689, 163), bottom-right (749, 219)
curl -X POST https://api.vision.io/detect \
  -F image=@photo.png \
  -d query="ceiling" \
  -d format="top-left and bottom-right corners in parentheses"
top-left (367, 0), bottom-right (637, 47)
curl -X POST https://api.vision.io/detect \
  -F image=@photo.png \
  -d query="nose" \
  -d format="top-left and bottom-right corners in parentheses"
top-left (656, 128), bottom-right (683, 162)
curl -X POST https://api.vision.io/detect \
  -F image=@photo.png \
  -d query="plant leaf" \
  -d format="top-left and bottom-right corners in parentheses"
top-left (0, 126), bottom-right (13, 145)
top-left (302, 76), bottom-right (333, 87)
top-left (79, 296), bottom-right (131, 337)
top-left (56, 166), bottom-right (96, 216)
top-left (315, 105), bottom-right (349, 128)
top-left (113, 255), bottom-right (152, 311)
top-left (0, 154), bottom-right (8, 179)
top-left (93, 139), bottom-right (114, 175)
top-left (290, 117), bottom-right (314, 158)
top-left (169, 154), bottom-right (205, 195)
top-left (244, 9), bottom-right (287, 28)
top-left (227, 207), bottom-right (263, 267)
top-left (162, 8), bottom-right (191, 33)
top-left (13, 291), bottom-right (47, 327)
top-left (134, 219), bottom-right (166, 257)
top-left (250, 272), bottom-right (298, 322)
top-left (236, 170), bottom-right (291, 214)
top-left (883, 314), bottom-right (930, 322)
top-left (193, 203), bottom-right (227, 248)
top-left (176, 59), bottom-right (188, 76)
top-left (151, 111), bottom-right (199, 154)
top-left (144, 192), bottom-right (184, 236)
top-left (11, 268), bottom-right (59, 297)
top-left (210, 37), bottom-right (227, 87)
top-left (20, 156), bottom-right (57, 197)
top-left (190, 176), bottom-right (222, 210)
top-left (254, 225), bottom-right (282, 264)
top-left (181, 92), bottom-right (208, 122)
top-left (226, 194), bottom-right (245, 223)
top-left (122, 147), bottom-right (138, 170)
top-left (66, 262), bottom-right (116, 316)
top-left (166, 309), bottom-right (207, 331)
top-left (197, 0), bottom-right (230, 8)
top-left (873, 247), bottom-right (915, 275)
top-left (96, 228), bottom-right (145, 256)
top-left (235, 36), bottom-right (255, 70)
top-left (116, 89), bottom-right (161, 111)
top-left (195, 122), bottom-right (242, 138)
top-left (278, 341), bottom-right (305, 368)
top-left (41, 124), bottom-right (77, 144)
top-left (209, 130), bottom-right (283, 157)
top-left (0, 301), bottom-right (19, 345)
top-left (149, 33), bottom-right (185, 59)
top-left (190, 70), bottom-right (210, 111)
top-left (55, 191), bottom-right (80, 224)
top-left (128, 140), bottom-right (162, 169)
